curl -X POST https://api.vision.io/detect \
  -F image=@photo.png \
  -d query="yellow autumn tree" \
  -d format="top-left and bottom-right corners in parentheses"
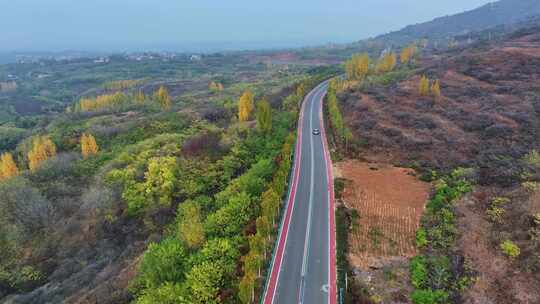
top-left (154, 86), bottom-right (171, 110)
top-left (28, 136), bottom-right (57, 172)
top-left (431, 79), bottom-right (441, 99)
top-left (419, 75), bottom-right (430, 96)
top-left (400, 44), bottom-right (417, 64)
top-left (0, 153), bottom-right (19, 181)
top-left (345, 53), bottom-right (370, 80)
top-left (81, 133), bottom-right (99, 159)
top-left (376, 52), bottom-right (397, 73)
top-left (238, 91), bottom-right (254, 122)
top-left (135, 90), bottom-right (146, 103)
top-left (77, 92), bottom-right (128, 112)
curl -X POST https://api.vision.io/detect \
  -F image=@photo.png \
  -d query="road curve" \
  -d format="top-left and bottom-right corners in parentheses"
top-left (263, 81), bottom-right (337, 304)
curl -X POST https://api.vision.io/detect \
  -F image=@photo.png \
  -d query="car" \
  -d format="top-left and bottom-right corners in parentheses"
top-left (312, 128), bottom-right (321, 135)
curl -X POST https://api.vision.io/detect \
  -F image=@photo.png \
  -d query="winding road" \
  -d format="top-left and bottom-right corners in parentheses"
top-left (263, 81), bottom-right (337, 304)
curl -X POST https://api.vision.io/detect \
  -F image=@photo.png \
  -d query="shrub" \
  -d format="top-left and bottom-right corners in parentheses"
top-left (137, 238), bottom-right (188, 289)
top-left (410, 256), bottom-right (428, 289)
top-left (416, 228), bottom-right (428, 248)
top-left (135, 282), bottom-right (189, 304)
top-left (523, 149), bottom-right (540, 169)
top-left (500, 240), bottom-right (520, 259)
top-left (411, 289), bottom-right (449, 304)
top-left (486, 206), bottom-right (505, 223)
top-left (522, 181), bottom-right (539, 193)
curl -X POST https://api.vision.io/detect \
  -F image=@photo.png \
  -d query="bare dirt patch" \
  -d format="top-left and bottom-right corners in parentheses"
top-left (336, 160), bottom-right (430, 269)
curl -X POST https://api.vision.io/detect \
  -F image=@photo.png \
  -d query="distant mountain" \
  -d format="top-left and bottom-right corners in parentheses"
top-left (375, 0), bottom-right (540, 45)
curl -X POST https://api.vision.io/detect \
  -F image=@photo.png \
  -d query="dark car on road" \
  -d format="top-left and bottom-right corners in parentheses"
top-left (312, 129), bottom-right (320, 135)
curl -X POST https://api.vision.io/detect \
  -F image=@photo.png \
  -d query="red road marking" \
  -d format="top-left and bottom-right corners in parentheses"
top-left (263, 89), bottom-right (310, 304)
top-left (263, 83), bottom-right (337, 304)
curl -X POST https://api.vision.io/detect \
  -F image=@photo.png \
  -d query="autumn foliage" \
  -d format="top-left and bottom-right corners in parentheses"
top-left (400, 44), bottom-right (418, 64)
top-left (376, 52), bottom-right (397, 73)
top-left (238, 91), bottom-right (254, 122)
top-left (81, 133), bottom-right (99, 159)
top-left (28, 136), bottom-right (57, 172)
top-left (431, 79), bottom-right (441, 99)
top-left (0, 153), bottom-right (19, 181)
top-left (345, 53), bottom-right (370, 81)
top-left (419, 76), bottom-right (442, 99)
top-left (154, 86), bottom-right (172, 110)
top-left (77, 92), bottom-right (129, 112)
top-left (419, 75), bottom-right (430, 96)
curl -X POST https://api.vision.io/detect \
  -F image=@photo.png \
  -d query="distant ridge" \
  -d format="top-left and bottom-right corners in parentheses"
top-left (374, 0), bottom-right (540, 45)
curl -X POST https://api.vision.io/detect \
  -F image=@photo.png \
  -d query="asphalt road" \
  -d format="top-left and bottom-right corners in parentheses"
top-left (263, 81), bottom-right (336, 304)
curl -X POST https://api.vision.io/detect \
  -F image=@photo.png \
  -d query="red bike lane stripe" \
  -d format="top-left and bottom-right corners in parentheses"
top-left (263, 89), bottom-right (309, 304)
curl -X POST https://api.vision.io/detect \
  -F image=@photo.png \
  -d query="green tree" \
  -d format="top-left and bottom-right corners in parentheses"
top-left (185, 261), bottom-right (224, 304)
top-left (177, 201), bottom-right (205, 249)
top-left (238, 272), bottom-right (256, 304)
top-left (137, 238), bottom-right (188, 289)
top-left (256, 98), bottom-right (272, 134)
top-left (204, 192), bottom-right (254, 238)
top-left (144, 156), bottom-right (177, 208)
top-left (136, 282), bottom-right (190, 304)
top-left (195, 238), bottom-right (240, 275)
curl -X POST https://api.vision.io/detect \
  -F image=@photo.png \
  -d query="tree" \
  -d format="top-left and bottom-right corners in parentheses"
top-left (261, 188), bottom-right (280, 225)
top-left (0, 153), bottom-right (19, 181)
top-left (256, 98), bottom-right (272, 134)
top-left (137, 238), bottom-right (188, 289)
top-left (238, 91), bottom-right (254, 122)
top-left (256, 216), bottom-right (271, 241)
top-left (81, 133), bottom-right (99, 159)
top-left (431, 79), bottom-right (441, 99)
top-left (185, 261), bottom-right (224, 304)
top-left (196, 238), bottom-right (240, 275)
top-left (345, 53), bottom-right (370, 80)
top-left (419, 75), bottom-right (430, 96)
top-left (400, 44), bottom-right (417, 64)
top-left (238, 272), bottom-right (256, 304)
top-left (155, 86), bottom-right (172, 110)
top-left (177, 201), bottom-right (205, 249)
top-left (376, 52), bottom-right (397, 73)
top-left (249, 233), bottom-right (267, 262)
top-left (244, 251), bottom-right (263, 278)
top-left (204, 192), bottom-right (254, 238)
top-left (77, 92), bottom-right (128, 112)
top-left (135, 90), bottom-right (146, 103)
top-left (28, 136), bottom-right (57, 172)
top-left (136, 282), bottom-right (190, 304)
top-left (144, 156), bottom-right (177, 207)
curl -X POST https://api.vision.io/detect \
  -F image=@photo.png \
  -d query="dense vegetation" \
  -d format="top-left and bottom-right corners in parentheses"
top-left (411, 170), bottom-right (475, 304)
top-left (0, 49), bottom-right (336, 302)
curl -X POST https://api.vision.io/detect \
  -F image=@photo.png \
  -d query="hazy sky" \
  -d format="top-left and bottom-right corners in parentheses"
top-left (0, 0), bottom-right (494, 52)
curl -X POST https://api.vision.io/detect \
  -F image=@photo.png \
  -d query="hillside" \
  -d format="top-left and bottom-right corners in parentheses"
top-left (375, 0), bottom-right (540, 46)
top-left (330, 24), bottom-right (540, 303)
top-left (0, 47), bottom-right (338, 302)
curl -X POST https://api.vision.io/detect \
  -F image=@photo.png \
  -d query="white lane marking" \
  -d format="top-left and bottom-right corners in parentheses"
top-left (299, 87), bottom-right (319, 304)
top-left (270, 87), bottom-right (313, 304)
top-left (322, 284), bottom-right (329, 293)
